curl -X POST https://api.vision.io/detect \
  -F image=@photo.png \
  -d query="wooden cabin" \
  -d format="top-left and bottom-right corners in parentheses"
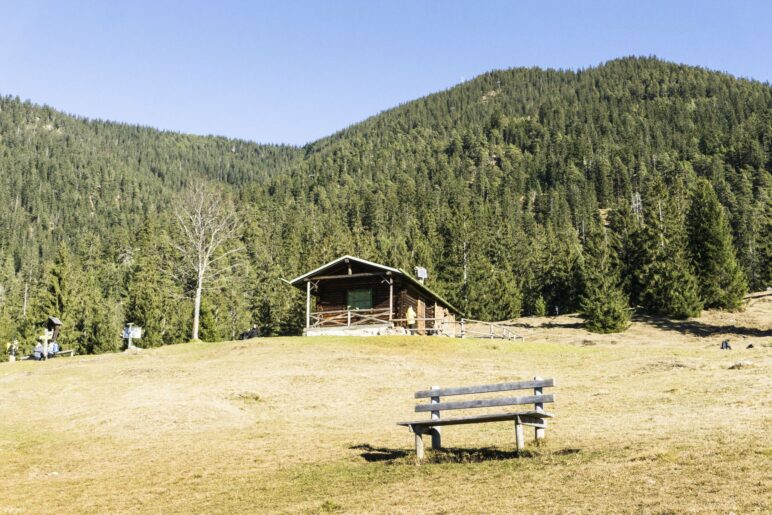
top-left (287, 255), bottom-right (462, 336)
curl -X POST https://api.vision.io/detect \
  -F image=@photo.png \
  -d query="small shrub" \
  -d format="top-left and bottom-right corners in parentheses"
top-left (319, 500), bottom-right (343, 513)
top-left (233, 392), bottom-right (262, 402)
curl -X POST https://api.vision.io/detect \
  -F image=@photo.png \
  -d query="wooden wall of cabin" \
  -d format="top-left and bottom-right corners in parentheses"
top-left (316, 260), bottom-right (379, 278)
top-left (396, 283), bottom-right (437, 318)
top-left (394, 281), bottom-right (457, 335)
top-left (395, 282), bottom-right (430, 334)
top-left (304, 265), bottom-right (457, 333)
top-left (313, 276), bottom-right (392, 314)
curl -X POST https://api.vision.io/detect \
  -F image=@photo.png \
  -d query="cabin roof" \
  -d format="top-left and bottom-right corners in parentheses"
top-left (287, 255), bottom-right (400, 283)
top-left (287, 255), bottom-right (463, 315)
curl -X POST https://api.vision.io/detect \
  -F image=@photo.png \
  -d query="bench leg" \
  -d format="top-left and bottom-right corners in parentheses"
top-left (415, 431), bottom-right (425, 461)
top-left (514, 417), bottom-right (524, 453)
top-left (430, 427), bottom-right (441, 450)
top-left (535, 421), bottom-right (546, 443)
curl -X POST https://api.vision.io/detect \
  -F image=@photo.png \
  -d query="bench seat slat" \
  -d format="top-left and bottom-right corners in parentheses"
top-left (414, 379), bottom-right (554, 398)
top-left (415, 393), bottom-right (554, 412)
top-left (397, 410), bottom-right (553, 428)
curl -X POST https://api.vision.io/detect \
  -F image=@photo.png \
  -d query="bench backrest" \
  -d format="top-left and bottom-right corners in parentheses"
top-left (414, 378), bottom-right (554, 413)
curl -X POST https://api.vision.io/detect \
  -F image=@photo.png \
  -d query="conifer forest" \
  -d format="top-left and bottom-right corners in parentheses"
top-left (0, 57), bottom-right (770, 355)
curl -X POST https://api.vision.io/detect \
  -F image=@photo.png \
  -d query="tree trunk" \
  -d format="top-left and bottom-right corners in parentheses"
top-left (192, 282), bottom-right (202, 341)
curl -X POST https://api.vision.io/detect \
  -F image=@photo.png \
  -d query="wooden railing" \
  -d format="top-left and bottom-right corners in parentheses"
top-left (310, 308), bottom-right (392, 328)
top-left (391, 317), bottom-right (456, 336)
top-left (308, 311), bottom-right (522, 340)
top-left (459, 318), bottom-right (524, 341)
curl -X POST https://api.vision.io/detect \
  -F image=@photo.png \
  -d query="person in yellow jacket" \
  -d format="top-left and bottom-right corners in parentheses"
top-left (406, 306), bottom-right (417, 333)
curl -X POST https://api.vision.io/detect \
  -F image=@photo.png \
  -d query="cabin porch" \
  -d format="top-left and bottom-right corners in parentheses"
top-left (305, 306), bottom-right (456, 337)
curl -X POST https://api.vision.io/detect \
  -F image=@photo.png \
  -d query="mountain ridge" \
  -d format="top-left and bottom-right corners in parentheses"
top-left (8, 56), bottom-right (771, 151)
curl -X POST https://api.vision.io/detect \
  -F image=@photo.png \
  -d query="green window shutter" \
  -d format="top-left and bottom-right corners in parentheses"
top-left (346, 289), bottom-right (373, 310)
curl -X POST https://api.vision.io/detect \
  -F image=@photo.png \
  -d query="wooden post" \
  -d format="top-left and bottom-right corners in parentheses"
top-left (489, 323), bottom-right (493, 339)
top-left (414, 430), bottom-right (424, 461)
top-left (41, 329), bottom-right (52, 361)
top-left (534, 376), bottom-right (546, 442)
top-left (126, 323), bottom-right (134, 349)
top-left (347, 310), bottom-right (351, 326)
top-left (305, 281), bottom-right (311, 329)
top-left (430, 386), bottom-right (441, 450)
top-left (460, 319), bottom-right (465, 339)
top-left (515, 415), bottom-right (524, 452)
top-left (388, 279), bottom-right (393, 322)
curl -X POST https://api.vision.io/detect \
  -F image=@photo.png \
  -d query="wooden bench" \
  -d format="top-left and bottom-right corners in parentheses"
top-left (21, 349), bottom-right (76, 360)
top-left (397, 377), bottom-right (555, 460)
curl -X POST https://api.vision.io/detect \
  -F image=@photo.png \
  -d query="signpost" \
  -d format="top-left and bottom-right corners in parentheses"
top-left (122, 323), bottom-right (143, 349)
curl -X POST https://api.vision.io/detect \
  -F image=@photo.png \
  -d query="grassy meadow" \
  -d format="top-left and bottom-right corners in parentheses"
top-left (1, 303), bottom-right (770, 513)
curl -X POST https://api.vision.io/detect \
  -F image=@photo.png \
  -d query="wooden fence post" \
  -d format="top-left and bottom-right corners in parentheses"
top-left (388, 278), bottom-right (393, 322)
top-left (430, 385), bottom-right (441, 450)
top-left (305, 281), bottom-right (311, 329)
top-left (460, 319), bottom-right (465, 339)
top-left (534, 376), bottom-right (546, 442)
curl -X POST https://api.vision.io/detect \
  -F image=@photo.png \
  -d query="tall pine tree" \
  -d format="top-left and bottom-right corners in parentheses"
top-left (580, 226), bottom-right (631, 333)
top-left (638, 175), bottom-right (703, 318)
top-left (125, 221), bottom-right (189, 347)
top-left (687, 179), bottom-right (747, 309)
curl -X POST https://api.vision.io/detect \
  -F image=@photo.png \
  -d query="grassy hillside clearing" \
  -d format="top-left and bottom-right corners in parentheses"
top-left (1, 296), bottom-right (770, 513)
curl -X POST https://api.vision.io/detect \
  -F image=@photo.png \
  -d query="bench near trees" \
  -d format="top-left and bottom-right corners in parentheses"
top-left (397, 378), bottom-right (555, 460)
top-left (20, 348), bottom-right (76, 360)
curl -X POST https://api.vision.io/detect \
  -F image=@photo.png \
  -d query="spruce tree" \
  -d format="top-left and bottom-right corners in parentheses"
top-left (0, 256), bottom-right (20, 353)
top-left (638, 176), bottom-right (703, 318)
top-left (607, 198), bottom-right (646, 305)
top-left (125, 223), bottom-right (189, 347)
top-left (687, 179), bottom-right (747, 309)
top-left (38, 243), bottom-right (77, 324)
top-left (580, 226), bottom-right (631, 333)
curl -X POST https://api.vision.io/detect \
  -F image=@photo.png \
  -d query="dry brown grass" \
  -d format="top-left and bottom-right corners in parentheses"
top-left (1, 295), bottom-right (770, 513)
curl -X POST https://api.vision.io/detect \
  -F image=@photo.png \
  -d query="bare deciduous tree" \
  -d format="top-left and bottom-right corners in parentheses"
top-left (174, 182), bottom-right (242, 340)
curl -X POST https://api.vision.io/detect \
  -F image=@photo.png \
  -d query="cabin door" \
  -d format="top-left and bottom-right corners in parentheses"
top-left (417, 299), bottom-right (426, 335)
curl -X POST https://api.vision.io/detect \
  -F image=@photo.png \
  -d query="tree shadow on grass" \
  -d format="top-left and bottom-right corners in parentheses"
top-left (351, 444), bottom-right (581, 464)
top-left (633, 314), bottom-right (771, 338)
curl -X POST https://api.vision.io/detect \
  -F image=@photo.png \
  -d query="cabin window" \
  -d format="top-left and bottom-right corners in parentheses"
top-left (347, 289), bottom-right (373, 310)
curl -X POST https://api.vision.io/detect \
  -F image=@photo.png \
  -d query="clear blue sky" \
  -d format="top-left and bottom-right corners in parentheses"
top-left (2, 1), bottom-right (770, 145)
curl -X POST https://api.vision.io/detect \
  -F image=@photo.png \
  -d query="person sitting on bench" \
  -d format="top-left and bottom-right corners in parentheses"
top-left (32, 342), bottom-right (44, 361)
top-left (48, 340), bottom-right (60, 358)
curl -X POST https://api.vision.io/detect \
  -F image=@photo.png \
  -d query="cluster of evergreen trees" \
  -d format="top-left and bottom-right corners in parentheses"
top-left (0, 57), bottom-right (769, 357)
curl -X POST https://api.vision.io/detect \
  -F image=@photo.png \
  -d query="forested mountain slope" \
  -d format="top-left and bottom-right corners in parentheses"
top-left (1, 57), bottom-right (770, 354)
top-left (0, 97), bottom-right (300, 268)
